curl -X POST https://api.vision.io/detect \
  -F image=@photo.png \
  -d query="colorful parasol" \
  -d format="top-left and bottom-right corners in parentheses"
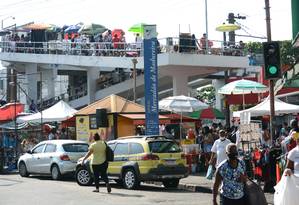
top-left (189, 107), bottom-right (225, 119)
top-left (216, 23), bottom-right (241, 32)
top-left (128, 23), bottom-right (147, 34)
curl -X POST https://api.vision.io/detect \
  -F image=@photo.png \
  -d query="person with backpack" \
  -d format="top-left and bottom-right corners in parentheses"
top-left (81, 133), bottom-right (111, 193)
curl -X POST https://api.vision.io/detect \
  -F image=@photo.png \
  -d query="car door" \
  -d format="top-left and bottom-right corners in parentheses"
top-left (108, 143), bottom-right (129, 175)
top-left (26, 144), bottom-right (46, 173)
top-left (39, 143), bottom-right (57, 174)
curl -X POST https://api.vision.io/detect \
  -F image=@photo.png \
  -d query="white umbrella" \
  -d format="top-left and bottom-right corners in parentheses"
top-left (218, 79), bottom-right (268, 109)
top-left (159, 95), bottom-right (208, 140)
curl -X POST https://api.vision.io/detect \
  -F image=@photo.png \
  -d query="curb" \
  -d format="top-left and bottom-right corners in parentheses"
top-left (178, 183), bottom-right (212, 193)
top-left (144, 181), bottom-right (212, 193)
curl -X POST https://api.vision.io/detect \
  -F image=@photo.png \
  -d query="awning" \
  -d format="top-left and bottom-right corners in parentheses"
top-left (119, 114), bottom-right (170, 125)
top-left (0, 102), bottom-right (24, 122)
top-left (17, 100), bottom-right (77, 123)
top-left (0, 121), bottom-right (28, 130)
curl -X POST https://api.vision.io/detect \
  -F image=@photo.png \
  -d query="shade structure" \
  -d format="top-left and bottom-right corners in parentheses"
top-left (218, 79), bottom-right (268, 110)
top-left (46, 24), bottom-right (62, 32)
top-left (64, 24), bottom-right (81, 34)
top-left (23, 23), bottom-right (51, 30)
top-left (112, 29), bottom-right (125, 37)
top-left (78, 23), bottom-right (106, 35)
top-left (216, 23), bottom-right (241, 32)
top-left (128, 23), bottom-right (146, 34)
top-left (159, 95), bottom-right (208, 140)
top-left (189, 108), bottom-right (225, 120)
top-left (233, 96), bottom-right (299, 118)
top-left (17, 100), bottom-right (77, 123)
top-left (159, 95), bottom-right (209, 113)
top-left (218, 79), bottom-right (268, 95)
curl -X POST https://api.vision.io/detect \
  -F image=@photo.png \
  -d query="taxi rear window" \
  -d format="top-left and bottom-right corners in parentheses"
top-left (148, 141), bottom-right (181, 153)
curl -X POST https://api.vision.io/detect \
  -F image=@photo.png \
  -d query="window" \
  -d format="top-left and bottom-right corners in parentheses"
top-left (129, 143), bottom-right (144, 154)
top-left (114, 143), bottom-right (129, 155)
top-left (89, 115), bottom-right (97, 129)
top-left (148, 141), bottom-right (181, 153)
top-left (44, 144), bottom-right (56, 153)
top-left (62, 143), bottom-right (89, 152)
top-left (108, 142), bottom-right (116, 151)
top-left (32, 144), bottom-right (45, 154)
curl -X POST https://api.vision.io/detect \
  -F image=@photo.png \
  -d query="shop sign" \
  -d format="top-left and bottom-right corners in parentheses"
top-left (143, 25), bottom-right (159, 135)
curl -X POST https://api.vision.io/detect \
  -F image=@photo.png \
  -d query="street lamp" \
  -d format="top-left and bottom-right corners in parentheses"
top-left (1, 16), bottom-right (15, 29)
top-left (132, 58), bottom-right (138, 102)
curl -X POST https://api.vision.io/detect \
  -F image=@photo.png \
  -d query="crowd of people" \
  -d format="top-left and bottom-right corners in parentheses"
top-left (1, 29), bottom-right (142, 57)
top-left (199, 118), bottom-right (299, 205)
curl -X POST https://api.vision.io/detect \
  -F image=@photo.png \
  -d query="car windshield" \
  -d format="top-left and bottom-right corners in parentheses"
top-left (148, 141), bottom-right (181, 153)
top-left (62, 143), bottom-right (89, 152)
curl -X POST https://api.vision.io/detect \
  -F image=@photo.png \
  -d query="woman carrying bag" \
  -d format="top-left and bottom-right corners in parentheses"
top-left (81, 133), bottom-right (111, 193)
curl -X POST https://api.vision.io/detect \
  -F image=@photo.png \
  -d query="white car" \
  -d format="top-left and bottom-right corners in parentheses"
top-left (18, 140), bottom-right (89, 180)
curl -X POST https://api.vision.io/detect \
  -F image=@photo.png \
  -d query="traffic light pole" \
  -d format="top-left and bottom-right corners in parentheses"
top-left (265, 0), bottom-right (276, 143)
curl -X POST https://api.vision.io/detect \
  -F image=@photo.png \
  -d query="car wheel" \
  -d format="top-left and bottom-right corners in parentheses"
top-left (19, 162), bottom-right (29, 177)
top-left (51, 164), bottom-right (62, 180)
top-left (162, 179), bottom-right (180, 188)
top-left (122, 169), bottom-right (139, 189)
top-left (76, 167), bottom-right (93, 186)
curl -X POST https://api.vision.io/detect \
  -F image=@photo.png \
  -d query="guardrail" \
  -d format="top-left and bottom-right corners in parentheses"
top-left (0, 37), bottom-right (250, 57)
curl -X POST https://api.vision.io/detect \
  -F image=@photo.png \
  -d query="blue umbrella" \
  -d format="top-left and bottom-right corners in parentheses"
top-left (64, 25), bottom-right (81, 34)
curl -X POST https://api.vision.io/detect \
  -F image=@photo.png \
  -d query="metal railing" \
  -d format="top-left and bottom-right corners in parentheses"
top-left (0, 40), bottom-right (142, 57)
top-left (0, 37), bottom-right (250, 57)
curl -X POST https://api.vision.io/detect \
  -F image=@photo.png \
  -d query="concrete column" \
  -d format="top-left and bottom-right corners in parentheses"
top-left (212, 79), bottom-right (225, 110)
top-left (25, 63), bottom-right (38, 104)
top-left (46, 68), bottom-right (57, 99)
top-left (172, 73), bottom-right (188, 96)
top-left (87, 68), bottom-right (100, 103)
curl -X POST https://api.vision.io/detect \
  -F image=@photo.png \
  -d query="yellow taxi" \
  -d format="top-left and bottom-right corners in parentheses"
top-left (75, 135), bottom-right (188, 189)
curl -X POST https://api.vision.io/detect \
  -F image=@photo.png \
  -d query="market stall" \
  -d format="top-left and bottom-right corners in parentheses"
top-left (17, 100), bottom-right (77, 123)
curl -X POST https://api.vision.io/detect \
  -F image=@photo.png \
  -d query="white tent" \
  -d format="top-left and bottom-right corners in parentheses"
top-left (17, 100), bottom-right (77, 123)
top-left (233, 96), bottom-right (299, 118)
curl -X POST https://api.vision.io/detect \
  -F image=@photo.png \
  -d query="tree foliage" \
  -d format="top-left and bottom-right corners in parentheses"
top-left (195, 85), bottom-right (215, 106)
top-left (244, 40), bottom-right (299, 65)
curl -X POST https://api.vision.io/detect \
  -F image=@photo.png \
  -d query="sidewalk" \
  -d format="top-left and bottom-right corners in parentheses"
top-left (178, 173), bottom-right (274, 204)
top-left (179, 173), bottom-right (213, 193)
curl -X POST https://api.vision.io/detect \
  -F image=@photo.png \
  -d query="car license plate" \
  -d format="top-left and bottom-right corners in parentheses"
top-left (165, 160), bottom-right (176, 166)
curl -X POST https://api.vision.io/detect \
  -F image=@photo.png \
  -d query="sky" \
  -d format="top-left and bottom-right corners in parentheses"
top-left (0, 0), bottom-right (292, 43)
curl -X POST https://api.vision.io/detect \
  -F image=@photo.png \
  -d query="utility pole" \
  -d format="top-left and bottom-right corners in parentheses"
top-left (40, 72), bottom-right (43, 140)
top-left (204, 0), bottom-right (209, 54)
top-left (227, 13), bottom-right (246, 45)
top-left (265, 0), bottom-right (275, 142)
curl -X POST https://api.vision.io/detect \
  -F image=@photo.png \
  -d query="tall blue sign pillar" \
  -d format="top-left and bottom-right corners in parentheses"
top-left (143, 25), bottom-right (159, 135)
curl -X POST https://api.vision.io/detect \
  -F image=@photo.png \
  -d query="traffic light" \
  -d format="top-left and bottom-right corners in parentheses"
top-left (263, 41), bottom-right (281, 79)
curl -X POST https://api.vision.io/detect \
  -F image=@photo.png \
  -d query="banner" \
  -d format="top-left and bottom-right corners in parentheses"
top-left (143, 25), bottom-right (159, 135)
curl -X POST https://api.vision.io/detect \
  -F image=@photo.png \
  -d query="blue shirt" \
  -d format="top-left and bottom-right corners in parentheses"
top-left (218, 159), bottom-right (246, 199)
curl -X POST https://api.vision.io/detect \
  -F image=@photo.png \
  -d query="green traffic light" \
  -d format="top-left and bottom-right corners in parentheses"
top-left (269, 66), bottom-right (278, 74)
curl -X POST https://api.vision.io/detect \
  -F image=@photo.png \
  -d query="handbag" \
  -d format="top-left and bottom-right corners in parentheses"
top-left (104, 142), bottom-right (114, 162)
top-left (244, 179), bottom-right (267, 205)
top-left (206, 164), bottom-right (214, 180)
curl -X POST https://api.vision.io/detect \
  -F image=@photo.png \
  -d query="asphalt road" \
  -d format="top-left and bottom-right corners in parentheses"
top-left (0, 174), bottom-right (213, 205)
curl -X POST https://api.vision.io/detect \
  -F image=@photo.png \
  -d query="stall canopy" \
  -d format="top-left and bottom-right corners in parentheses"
top-left (0, 102), bottom-right (24, 122)
top-left (17, 100), bottom-right (77, 123)
top-left (233, 96), bottom-right (299, 118)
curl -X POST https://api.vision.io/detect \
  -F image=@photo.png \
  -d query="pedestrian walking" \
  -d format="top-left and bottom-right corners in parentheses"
top-left (209, 130), bottom-right (231, 168)
top-left (285, 132), bottom-right (299, 177)
top-left (212, 143), bottom-right (247, 205)
top-left (48, 128), bottom-right (58, 140)
top-left (81, 133), bottom-right (111, 193)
